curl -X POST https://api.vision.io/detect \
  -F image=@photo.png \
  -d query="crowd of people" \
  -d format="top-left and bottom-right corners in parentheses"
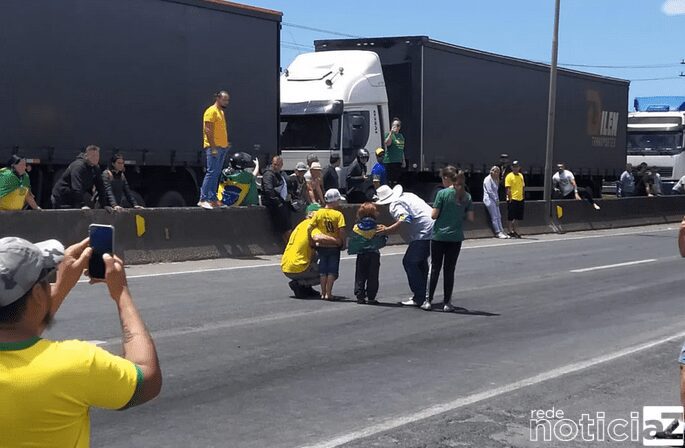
top-left (281, 166), bottom-right (475, 312)
top-left (617, 162), bottom-right (685, 197)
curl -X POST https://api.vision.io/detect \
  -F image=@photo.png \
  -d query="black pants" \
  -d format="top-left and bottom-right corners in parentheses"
top-left (562, 186), bottom-right (596, 206)
top-left (354, 252), bottom-right (380, 300)
top-left (428, 240), bottom-right (462, 305)
top-left (386, 163), bottom-right (402, 186)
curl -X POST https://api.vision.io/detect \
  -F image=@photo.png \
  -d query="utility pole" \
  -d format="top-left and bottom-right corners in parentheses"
top-left (543, 0), bottom-right (561, 222)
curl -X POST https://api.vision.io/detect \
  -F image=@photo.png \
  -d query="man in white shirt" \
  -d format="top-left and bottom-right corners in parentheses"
top-left (376, 184), bottom-right (434, 307)
top-left (552, 164), bottom-right (600, 210)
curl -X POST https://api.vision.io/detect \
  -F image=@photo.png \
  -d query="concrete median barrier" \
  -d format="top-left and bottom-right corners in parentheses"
top-left (1, 197), bottom-right (683, 264)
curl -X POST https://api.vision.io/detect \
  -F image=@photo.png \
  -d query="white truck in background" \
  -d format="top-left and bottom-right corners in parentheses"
top-left (627, 96), bottom-right (685, 191)
top-left (279, 50), bottom-right (386, 190)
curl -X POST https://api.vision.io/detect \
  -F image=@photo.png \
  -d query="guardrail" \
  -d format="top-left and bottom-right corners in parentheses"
top-left (0, 197), bottom-right (683, 264)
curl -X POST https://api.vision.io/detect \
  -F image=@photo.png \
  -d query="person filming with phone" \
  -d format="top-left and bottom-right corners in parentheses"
top-left (0, 235), bottom-right (162, 447)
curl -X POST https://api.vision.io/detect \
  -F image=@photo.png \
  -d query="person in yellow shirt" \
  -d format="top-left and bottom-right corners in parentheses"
top-left (308, 189), bottom-right (346, 300)
top-left (199, 90), bottom-right (230, 210)
top-left (0, 237), bottom-right (162, 447)
top-left (504, 160), bottom-right (525, 238)
top-left (282, 203), bottom-right (339, 299)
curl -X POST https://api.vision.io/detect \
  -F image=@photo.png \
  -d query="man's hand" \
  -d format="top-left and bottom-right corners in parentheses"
top-left (574, 193), bottom-right (581, 201)
top-left (134, 205), bottom-right (144, 209)
top-left (51, 238), bottom-right (92, 308)
top-left (103, 254), bottom-right (128, 302)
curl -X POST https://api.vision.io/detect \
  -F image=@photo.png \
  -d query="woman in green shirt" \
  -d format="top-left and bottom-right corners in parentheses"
top-left (0, 156), bottom-right (40, 211)
top-left (425, 166), bottom-right (474, 312)
top-left (383, 118), bottom-right (405, 186)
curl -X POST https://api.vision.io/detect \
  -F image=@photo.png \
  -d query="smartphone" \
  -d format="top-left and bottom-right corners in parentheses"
top-left (88, 224), bottom-right (114, 280)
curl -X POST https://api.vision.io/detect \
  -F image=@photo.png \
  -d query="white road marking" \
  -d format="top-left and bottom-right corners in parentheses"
top-left (302, 329), bottom-right (685, 448)
top-left (570, 259), bottom-right (657, 273)
top-left (74, 226), bottom-right (673, 283)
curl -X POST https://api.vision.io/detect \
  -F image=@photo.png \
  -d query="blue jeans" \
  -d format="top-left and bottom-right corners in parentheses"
top-left (200, 148), bottom-right (228, 202)
top-left (403, 239), bottom-right (431, 304)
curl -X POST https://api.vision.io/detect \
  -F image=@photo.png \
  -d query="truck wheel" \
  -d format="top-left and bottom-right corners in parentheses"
top-left (155, 191), bottom-right (187, 208)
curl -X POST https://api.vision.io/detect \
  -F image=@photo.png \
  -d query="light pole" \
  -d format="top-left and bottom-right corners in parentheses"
top-left (543, 0), bottom-right (561, 221)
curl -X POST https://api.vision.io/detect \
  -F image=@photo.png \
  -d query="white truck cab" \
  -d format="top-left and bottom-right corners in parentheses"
top-left (627, 97), bottom-right (685, 189)
top-left (280, 50), bottom-right (390, 188)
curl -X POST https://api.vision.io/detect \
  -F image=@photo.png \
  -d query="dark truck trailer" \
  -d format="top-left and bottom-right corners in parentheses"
top-left (0, 0), bottom-right (281, 207)
top-left (315, 36), bottom-right (629, 200)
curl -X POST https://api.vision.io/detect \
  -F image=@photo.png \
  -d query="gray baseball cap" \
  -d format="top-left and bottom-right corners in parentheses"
top-left (0, 237), bottom-right (65, 307)
top-left (296, 162), bottom-right (308, 172)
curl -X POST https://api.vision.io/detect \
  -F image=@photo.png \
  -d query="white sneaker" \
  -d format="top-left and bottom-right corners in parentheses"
top-left (443, 303), bottom-right (456, 312)
top-left (496, 233), bottom-right (509, 239)
top-left (593, 203), bottom-right (601, 210)
top-left (401, 299), bottom-right (420, 307)
top-left (198, 201), bottom-right (213, 210)
top-left (421, 301), bottom-right (432, 311)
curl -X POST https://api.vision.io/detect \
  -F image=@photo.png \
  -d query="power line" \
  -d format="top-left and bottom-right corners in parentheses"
top-left (630, 76), bottom-right (684, 82)
top-left (282, 22), bottom-right (362, 38)
top-left (559, 62), bottom-right (681, 69)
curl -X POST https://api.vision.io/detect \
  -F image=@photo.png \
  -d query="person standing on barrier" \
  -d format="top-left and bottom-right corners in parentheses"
top-left (618, 163), bottom-right (635, 198)
top-left (51, 145), bottom-right (107, 209)
top-left (483, 166), bottom-right (508, 239)
top-left (0, 155), bottom-right (41, 211)
top-left (425, 168), bottom-right (474, 312)
top-left (0, 237), bottom-right (162, 447)
top-left (262, 156), bottom-right (292, 243)
top-left (199, 91), bottom-right (230, 210)
top-left (552, 164), bottom-right (600, 210)
top-left (383, 118), bottom-right (405, 186)
top-left (504, 161), bottom-right (525, 238)
top-left (376, 184), bottom-right (434, 308)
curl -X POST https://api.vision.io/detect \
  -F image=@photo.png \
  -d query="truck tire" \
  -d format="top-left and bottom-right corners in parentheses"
top-left (155, 191), bottom-right (187, 208)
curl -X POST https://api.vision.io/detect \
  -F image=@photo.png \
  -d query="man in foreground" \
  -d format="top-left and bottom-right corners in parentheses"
top-left (0, 237), bottom-right (162, 447)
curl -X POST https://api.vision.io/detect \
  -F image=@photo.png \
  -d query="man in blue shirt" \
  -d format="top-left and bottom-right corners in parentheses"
top-left (371, 148), bottom-right (387, 190)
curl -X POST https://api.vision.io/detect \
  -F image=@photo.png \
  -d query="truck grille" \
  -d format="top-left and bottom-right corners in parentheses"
top-left (654, 167), bottom-right (673, 177)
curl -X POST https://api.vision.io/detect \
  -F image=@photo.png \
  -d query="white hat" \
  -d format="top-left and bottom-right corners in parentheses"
top-left (310, 162), bottom-right (322, 171)
top-left (324, 188), bottom-right (342, 203)
top-left (375, 184), bottom-right (403, 205)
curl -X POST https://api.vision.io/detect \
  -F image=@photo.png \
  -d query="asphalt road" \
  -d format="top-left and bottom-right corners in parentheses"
top-left (45, 224), bottom-right (685, 448)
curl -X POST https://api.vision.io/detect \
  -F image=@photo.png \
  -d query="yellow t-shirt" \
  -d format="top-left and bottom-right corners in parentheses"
top-left (281, 218), bottom-right (313, 274)
top-left (309, 208), bottom-right (346, 239)
top-left (505, 172), bottom-right (525, 201)
top-left (0, 337), bottom-right (141, 448)
top-left (203, 104), bottom-right (228, 148)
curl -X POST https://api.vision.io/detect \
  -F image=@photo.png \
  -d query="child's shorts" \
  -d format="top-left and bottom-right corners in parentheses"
top-left (317, 247), bottom-right (341, 278)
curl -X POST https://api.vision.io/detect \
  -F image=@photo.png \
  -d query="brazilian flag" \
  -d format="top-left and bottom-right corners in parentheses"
top-left (218, 171), bottom-right (259, 207)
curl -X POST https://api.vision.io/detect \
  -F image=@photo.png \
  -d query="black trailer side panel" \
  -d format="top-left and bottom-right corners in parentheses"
top-left (422, 45), bottom-right (628, 174)
top-left (0, 0), bottom-right (280, 164)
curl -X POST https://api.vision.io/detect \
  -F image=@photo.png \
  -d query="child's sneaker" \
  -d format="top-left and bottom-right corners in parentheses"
top-left (420, 301), bottom-right (432, 311)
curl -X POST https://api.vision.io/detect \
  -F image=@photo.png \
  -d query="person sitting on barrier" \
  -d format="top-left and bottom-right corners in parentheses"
top-left (101, 154), bottom-right (143, 210)
top-left (618, 163), bottom-right (635, 198)
top-left (0, 155), bottom-right (41, 211)
top-left (323, 154), bottom-right (341, 191)
top-left (282, 203), bottom-right (338, 299)
top-left (218, 152), bottom-right (260, 207)
top-left (0, 237), bottom-right (162, 446)
top-left (51, 145), bottom-right (108, 209)
top-left (308, 189), bottom-right (346, 301)
top-left (504, 161), bottom-right (525, 238)
top-left (482, 166), bottom-right (508, 239)
top-left (307, 162), bottom-right (325, 205)
top-left (262, 156), bottom-right (292, 243)
top-left (287, 162), bottom-right (309, 212)
top-left (371, 148), bottom-right (388, 190)
top-left (348, 202), bottom-right (388, 305)
top-left (376, 184), bottom-right (434, 308)
top-left (346, 149), bottom-right (374, 204)
top-left (672, 175), bottom-right (685, 195)
top-left (552, 164), bottom-right (601, 211)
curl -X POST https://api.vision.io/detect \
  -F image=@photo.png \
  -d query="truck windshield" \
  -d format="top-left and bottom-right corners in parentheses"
top-left (280, 115), bottom-right (340, 151)
top-left (627, 132), bottom-right (683, 155)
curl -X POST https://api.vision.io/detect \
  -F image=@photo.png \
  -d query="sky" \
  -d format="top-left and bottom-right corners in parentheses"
top-left (250, 0), bottom-right (685, 109)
